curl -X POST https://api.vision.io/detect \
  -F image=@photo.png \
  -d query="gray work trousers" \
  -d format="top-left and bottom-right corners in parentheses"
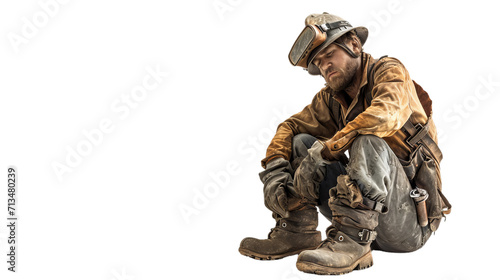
top-left (290, 133), bottom-right (431, 252)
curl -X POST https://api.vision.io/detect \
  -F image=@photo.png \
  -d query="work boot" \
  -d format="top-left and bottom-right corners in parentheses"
top-left (296, 204), bottom-right (379, 275)
top-left (239, 205), bottom-right (321, 260)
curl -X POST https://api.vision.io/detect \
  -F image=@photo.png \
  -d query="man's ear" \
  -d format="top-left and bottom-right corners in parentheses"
top-left (350, 37), bottom-right (362, 56)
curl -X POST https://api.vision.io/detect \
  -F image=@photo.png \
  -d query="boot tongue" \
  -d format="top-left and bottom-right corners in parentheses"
top-left (325, 224), bottom-right (338, 238)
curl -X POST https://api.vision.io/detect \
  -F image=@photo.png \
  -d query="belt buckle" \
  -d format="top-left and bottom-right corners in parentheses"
top-left (414, 123), bottom-right (424, 132)
top-left (358, 229), bottom-right (375, 242)
top-left (406, 123), bottom-right (424, 148)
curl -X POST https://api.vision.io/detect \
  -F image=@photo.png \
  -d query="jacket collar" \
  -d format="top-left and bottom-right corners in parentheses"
top-left (358, 52), bottom-right (373, 92)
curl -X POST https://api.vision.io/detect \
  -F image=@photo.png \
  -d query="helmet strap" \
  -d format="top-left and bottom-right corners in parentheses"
top-left (333, 42), bottom-right (360, 58)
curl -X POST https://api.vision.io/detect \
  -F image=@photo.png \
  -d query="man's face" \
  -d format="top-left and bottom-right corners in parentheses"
top-left (311, 42), bottom-right (359, 92)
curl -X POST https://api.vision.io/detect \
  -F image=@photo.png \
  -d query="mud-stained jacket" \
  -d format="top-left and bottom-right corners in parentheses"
top-left (262, 52), bottom-right (438, 168)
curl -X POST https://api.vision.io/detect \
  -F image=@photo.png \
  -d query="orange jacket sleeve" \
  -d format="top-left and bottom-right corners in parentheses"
top-left (261, 88), bottom-right (339, 168)
top-left (326, 59), bottom-right (414, 152)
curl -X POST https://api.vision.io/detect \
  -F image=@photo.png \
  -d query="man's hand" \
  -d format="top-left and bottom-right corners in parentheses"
top-left (263, 182), bottom-right (289, 218)
top-left (319, 141), bottom-right (349, 164)
top-left (259, 158), bottom-right (295, 218)
top-left (294, 141), bottom-right (332, 202)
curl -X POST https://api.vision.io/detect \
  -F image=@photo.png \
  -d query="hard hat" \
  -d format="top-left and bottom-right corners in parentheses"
top-left (289, 12), bottom-right (368, 75)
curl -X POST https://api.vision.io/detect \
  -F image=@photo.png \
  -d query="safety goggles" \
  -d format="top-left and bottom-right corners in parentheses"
top-left (288, 21), bottom-right (353, 68)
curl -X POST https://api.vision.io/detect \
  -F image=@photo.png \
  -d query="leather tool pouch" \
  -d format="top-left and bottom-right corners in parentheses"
top-left (399, 141), bottom-right (451, 232)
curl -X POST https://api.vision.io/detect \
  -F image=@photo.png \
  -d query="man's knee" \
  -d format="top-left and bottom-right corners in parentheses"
top-left (346, 135), bottom-right (395, 204)
top-left (351, 134), bottom-right (387, 151)
top-left (349, 134), bottom-right (396, 168)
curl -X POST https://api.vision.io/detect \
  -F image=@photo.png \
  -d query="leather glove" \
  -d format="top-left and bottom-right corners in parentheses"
top-left (259, 158), bottom-right (296, 218)
top-left (294, 141), bottom-right (332, 202)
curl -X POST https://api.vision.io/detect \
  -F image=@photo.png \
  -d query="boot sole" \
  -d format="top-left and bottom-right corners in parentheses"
top-left (296, 251), bottom-right (373, 275)
top-left (239, 246), bottom-right (318, 261)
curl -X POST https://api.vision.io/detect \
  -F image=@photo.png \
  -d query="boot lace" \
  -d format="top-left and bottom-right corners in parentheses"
top-left (267, 218), bottom-right (284, 239)
top-left (318, 224), bottom-right (338, 249)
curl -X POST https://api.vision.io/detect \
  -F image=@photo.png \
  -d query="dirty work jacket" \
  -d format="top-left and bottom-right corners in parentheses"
top-left (262, 52), bottom-right (438, 168)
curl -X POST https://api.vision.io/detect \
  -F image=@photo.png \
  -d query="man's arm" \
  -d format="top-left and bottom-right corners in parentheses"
top-left (324, 59), bottom-right (414, 153)
top-left (261, 88), bottom-right (339, 168)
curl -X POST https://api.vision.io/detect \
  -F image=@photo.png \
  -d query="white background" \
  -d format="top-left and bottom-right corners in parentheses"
top-left (0, 0), bottom-right (498, 279)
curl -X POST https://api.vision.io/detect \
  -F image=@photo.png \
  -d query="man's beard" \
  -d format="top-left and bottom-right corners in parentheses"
top-left (324, 58), bottom-right (358, 92)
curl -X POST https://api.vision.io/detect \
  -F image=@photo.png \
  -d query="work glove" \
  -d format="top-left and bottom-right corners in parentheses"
top-left (259, 158), bottom-right (296, 218)
top-left (294, 141), bottom-right (332, 202)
